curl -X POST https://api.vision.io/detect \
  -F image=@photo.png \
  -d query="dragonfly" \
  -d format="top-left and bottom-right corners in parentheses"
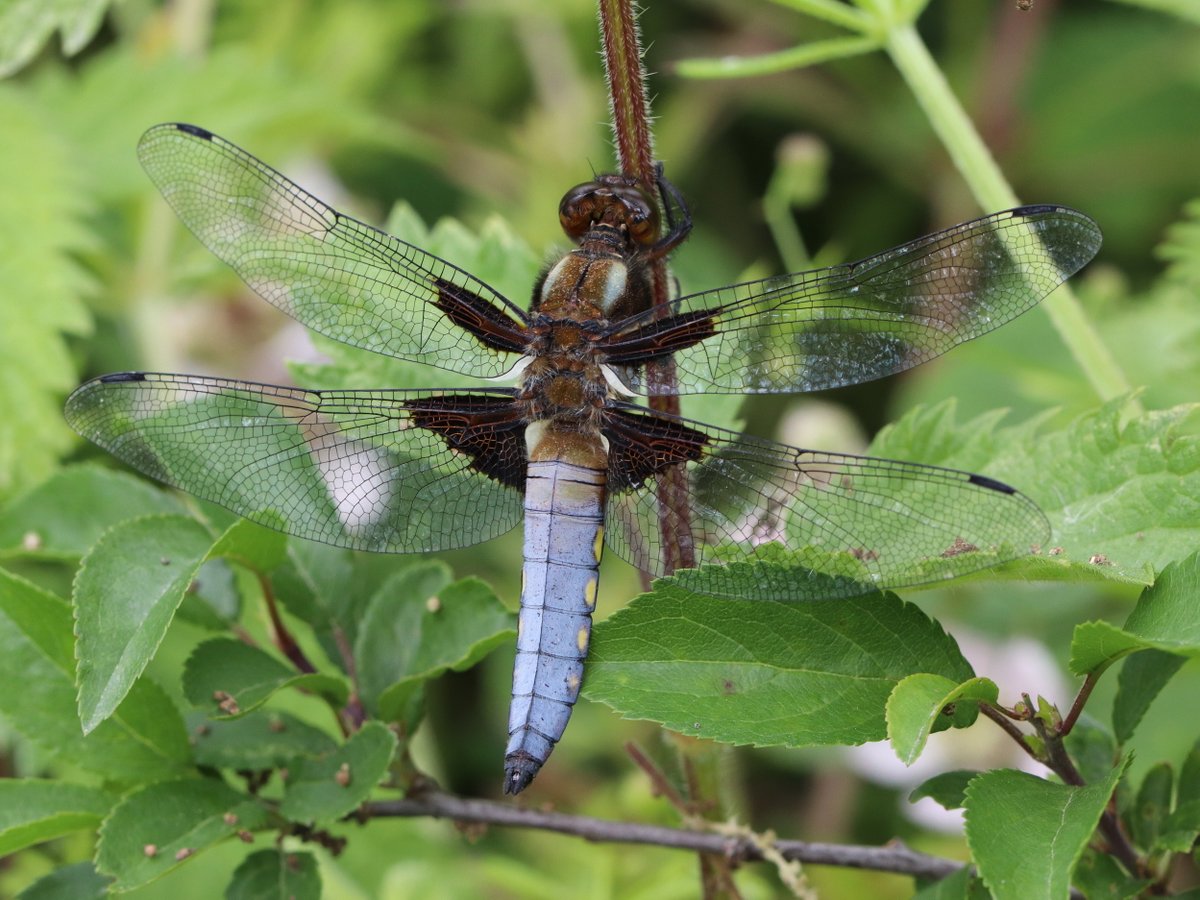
top-left (66, 123), bottom-right (1102, 794)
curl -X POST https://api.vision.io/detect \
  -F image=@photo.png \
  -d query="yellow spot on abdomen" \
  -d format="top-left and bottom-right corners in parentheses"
top-left (583, 577), bottom-right (598, 609)
top-left (593, 526), bottom-right (604, 563)
top-left (566, 673), bottom-right (581, 691)
top-left (576, 627), bottom-right (589, 653)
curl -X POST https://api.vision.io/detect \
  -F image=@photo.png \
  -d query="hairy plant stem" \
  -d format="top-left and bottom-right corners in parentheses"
top-left (598, 0), bottom-right (696, 578)
top-left (883, 23), bottom-right (1135, 408)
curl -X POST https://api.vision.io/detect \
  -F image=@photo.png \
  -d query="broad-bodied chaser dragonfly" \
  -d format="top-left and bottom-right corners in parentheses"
top-left (66, 124), bottom-right (1101, 794)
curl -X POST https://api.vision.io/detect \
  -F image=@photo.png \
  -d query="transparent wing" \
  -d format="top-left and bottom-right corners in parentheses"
top-left (603, 405), bottom-right (1049, 600)
top-left (138, 123), bottom-right (530, 379)
top-left (65, 373), bottom-right (526, 552)
top-left (605, 206), bottom-right (1102, 395)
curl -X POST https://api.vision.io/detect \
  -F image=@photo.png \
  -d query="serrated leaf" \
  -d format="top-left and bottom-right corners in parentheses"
top-left (587, 572), bottom-right (973, 748)
top-left (182, 639), bottom-right (348, 717)
top-left (0, 779), bottom-right (114, 855)
top-left (16, 862), bottom-right (111, 900)
top-left (226, 849), bottom-right (321, 900)
top-left (0, 465), bottom-right (183, 559)
top-left (869, 400), bottom-right (1200, 586)
top-left (1159, 197), bottom-right (1200, 287)
top-left (361, 570), bottom-right (514, 722)
top-left (0, 568), bottom-right (189, 779)
top-left (887, 676), bottom-right (997, 765)
top-left (95, 778), bottom-right (268, 892)
top-left (964, 760), bottom-right (1128, 900)
top-left (292, 204), bottom-right (540, 394)
top-left (1113, 649), bottom-right (1186, 743)
top-left (0, 92), bottom-right (93, 499)
top-left (74, 515), bottom-right (214, 731)
top-left (1069, 552), bottom-right (1200, 675)
top-left (909, 770), bottom-right (980, 810)
top-left (0, 0), bottom-right (111, 76)
top-left (279, 721), bottom-right (397, 824)
top-left (189, 711), bottom-right (338, 770)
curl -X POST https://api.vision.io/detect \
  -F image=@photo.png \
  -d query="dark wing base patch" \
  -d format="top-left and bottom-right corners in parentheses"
top-left (404, 393), bottom-right (529, 489)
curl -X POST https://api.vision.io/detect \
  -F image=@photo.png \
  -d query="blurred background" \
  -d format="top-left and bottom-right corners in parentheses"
top-left (2, 0), bottom-right (1199, 896)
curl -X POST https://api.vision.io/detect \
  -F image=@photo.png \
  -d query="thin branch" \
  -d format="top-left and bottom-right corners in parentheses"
top-left (259, 573), bottom-right (315, 675)
top-left (365, 791), bottom-right (964, 880)
top-left (978, 702), bottom-right (1038, 759)
top-left (1057, 672), bottom-right (1099, 738)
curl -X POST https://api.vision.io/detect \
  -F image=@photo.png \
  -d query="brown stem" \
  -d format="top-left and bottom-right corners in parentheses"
top-left (978, 702), bottom-right (1039, 759)
top-left (332, 623), bottom-right (367, 731)
top-left (626, 742), bottom-right (690, 813)
top-left (1029, 704), bottom-right (1144, 878)
top-left (597, 0), bottom-right (695, 575)
top-left (259, 574), bottom-right (315, 675)
top-left (365, 790), bottom-right (964, 879)
top-left (1057, 673), bottom-right (1098, 738)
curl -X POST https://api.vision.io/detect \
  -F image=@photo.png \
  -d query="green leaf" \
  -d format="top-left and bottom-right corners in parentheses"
top-left (0, 567), bottom-right (189, 779)
top-left (226, 849), bottom-right (321, 900)
top-left (0, 91), bottom-right (94, 500)
top-left (279, 721), bottom-right (397, 824)
top-left (909, 770), bottom-right (980, 810)
top-left (1071, 850), bottom-right (1152, 900)
top-left (1157, 800), bottom-right (1200, 854)
top-left (887, 676), bottom-right (997, 765)
top-left (359, 568), bottom-right (514, 722)
top-left (0, 779), bottom-right (114, 855)
top-left (911, 865), bottom-right (972, 900)
top-left (0, 0), bottom-right (111, 76)
top-left (964, 760), bottom-right (1128, 900)
top-left (292, 205), bottom-right (541, 394)
top-left (189, 711), bottom-right (338, 770)
top-left (1130, 762), bottom-right (1173, 851)
top-left (95, 778), bottom-right (268, 892)
top-left (16, 862), bottom-right (111, 900)
top-left (1062, 715), bottom-right (1119, 786)
top-left (207, 519), bottom-right (288, 573)
top-left (587, 574), bottom-right (973, 748)
top-left (1159, 197), bottom-right (1200, 287)
top-left (0, 465), bottom-right (183, 559)
top-left (1069, 552), bottom-right (1200, 675)
top-left (182, 639), bottom-right (348, 717)
top-left (869, 400), bottom-right (1200, 587)
top-left (74, 515), bottom-right (214, 732)
top-left (1113, 649), bottom-right (1186, 743)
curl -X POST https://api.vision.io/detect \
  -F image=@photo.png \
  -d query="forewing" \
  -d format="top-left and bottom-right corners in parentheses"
top-left (65, 374), bottom-right (526, 552)
top-left (605, 206), bottom-right (1102, 395)
top-left (603, 406), bottom-right (1049, 599)
top-left (137, 123), bottom-right (530, 378)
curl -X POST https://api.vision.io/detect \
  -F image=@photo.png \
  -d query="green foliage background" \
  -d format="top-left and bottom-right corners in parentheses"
top-left (1, 0), bottom-right (1199, 897)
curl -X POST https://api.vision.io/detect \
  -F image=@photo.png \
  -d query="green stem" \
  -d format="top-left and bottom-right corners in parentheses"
top-left (883, 23), bottom-right (1134, 405)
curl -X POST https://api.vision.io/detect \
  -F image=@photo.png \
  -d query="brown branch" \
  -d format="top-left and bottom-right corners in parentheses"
top-left (365, 790), bottom-right (964, 880)
top-left (597, 0), bottom-right (695, 575)
top-left (978, 702), bottom-right (1038, 759)
top-left (259, 573), bottom-right (315, 675)
top-left (1057, 672), bottom-right (1098, 738)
